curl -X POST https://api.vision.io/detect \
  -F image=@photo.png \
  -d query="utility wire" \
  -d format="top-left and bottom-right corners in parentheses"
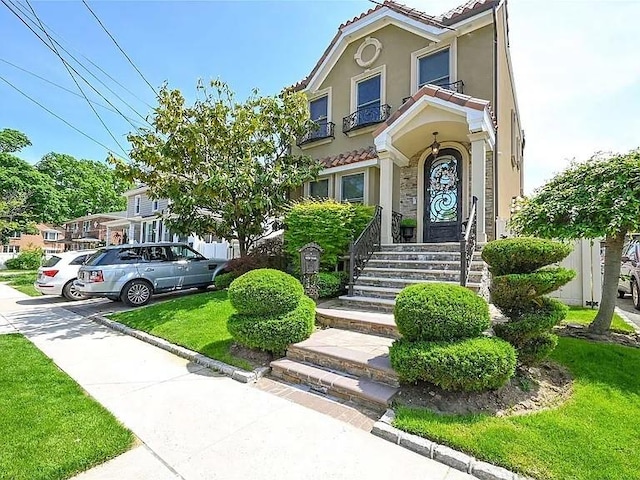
top-left (0, 58), bottom-right (145, 126)
top-left (0, 74), bottom-right (123, 157)
top-left (9, 0), bottom-right (154, 109)
top-left (82, 0), bottom-right (158, 96)
top-left (2, 0), bottom-right (149, 129)
top-left (24, 0), bottom-right (128, 157)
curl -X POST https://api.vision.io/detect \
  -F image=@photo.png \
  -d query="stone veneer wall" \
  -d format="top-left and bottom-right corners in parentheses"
top-left (397, 147), bottom-right (495, 241)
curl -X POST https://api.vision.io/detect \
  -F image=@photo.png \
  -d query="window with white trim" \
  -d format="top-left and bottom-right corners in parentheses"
top-left (44, 232), bottom-right (58, 241)
top-left (2, 245), bottom-right (19, 253)
top-left (418, 48), bottom-right (449, 88)
top-left (83, 221), bottom-right (90, 233)
top-left (134, 195), bottom-right (141, 215)
top-left (341, 173), bottom-right (365, 203)
top-left (152, 199), bottom-right (159, 212)
top-left (356, 75), bottom-right (381, 126)
top-left (309, 179), bottom-right (329, 199)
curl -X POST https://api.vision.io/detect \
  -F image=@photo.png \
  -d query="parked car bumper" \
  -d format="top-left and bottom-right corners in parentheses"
top-left (73, 280), bottom-right (121, 298)
top-left (33, 281), bottom-right (63, 296)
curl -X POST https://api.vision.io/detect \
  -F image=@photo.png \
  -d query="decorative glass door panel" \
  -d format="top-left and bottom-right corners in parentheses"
top-left (424, 149), bottom-right (462, 242)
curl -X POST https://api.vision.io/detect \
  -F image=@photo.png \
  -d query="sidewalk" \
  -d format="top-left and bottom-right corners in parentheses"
top-left (0, 283), bottom-right (472, 480)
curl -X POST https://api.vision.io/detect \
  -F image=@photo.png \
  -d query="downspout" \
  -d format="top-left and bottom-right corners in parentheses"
top-left (492, 2), bottom-right (499, 240)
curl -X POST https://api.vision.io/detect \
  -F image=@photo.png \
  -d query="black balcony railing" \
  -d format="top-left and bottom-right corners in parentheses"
top-left (342, 104), bottom-right (391, 134)
top-left (296, 121), bottom-right (335, 147)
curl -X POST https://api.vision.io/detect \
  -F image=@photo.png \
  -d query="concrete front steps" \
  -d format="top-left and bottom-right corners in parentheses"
top-left (271, 312), bottom-right (400, 411)
top-left (339, 242), bottom-right (485, 312)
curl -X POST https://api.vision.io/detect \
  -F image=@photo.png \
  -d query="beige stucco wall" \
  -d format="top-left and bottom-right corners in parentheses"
top-left (495, 3), bottom-right (523, 221)
top-left (457, 24), bottom-right (494, 103)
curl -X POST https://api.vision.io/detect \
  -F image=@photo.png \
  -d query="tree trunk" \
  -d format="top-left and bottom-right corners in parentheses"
top-left (237, 233), bottom-right (248, 258)
top-left (589, 231), bottom-right (626, 334)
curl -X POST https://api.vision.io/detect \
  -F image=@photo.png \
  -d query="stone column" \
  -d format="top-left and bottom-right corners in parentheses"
top-left (468, 132), bottom-right (488, 243)
top-left (378, 151), bottom-right (394, 244)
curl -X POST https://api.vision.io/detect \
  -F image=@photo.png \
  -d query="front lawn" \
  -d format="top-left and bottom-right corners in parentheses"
top-left (109, 290), bottom-right (252, 370)
top-left (0, 271), bottom-right (40, 297)
top-left (563, 306), bottom-right (634, 333)
top-left (0, 334), bottom-right (133, 480)
top-left (394, 337), bottom-right (640, 480)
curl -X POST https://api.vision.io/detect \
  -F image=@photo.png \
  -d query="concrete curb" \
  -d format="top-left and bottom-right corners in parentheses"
top-left (372, 409), bottom-right (534, 480)
top-left (91, 314), bottom-right (269, 383)
top-left (614, 306), bottom-right (640, 334)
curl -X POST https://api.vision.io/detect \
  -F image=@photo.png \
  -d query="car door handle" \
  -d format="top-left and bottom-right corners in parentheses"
top-left (145, 267), bottom-right (154, 272)
top-left (176, 266), bottom-right (184, 270)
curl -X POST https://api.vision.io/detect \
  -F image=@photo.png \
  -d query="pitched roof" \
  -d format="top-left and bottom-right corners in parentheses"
top-left (373, 84), bottom-right (495, 138)
top-left (318, 146), bottom-right (378, 169)
top-left (289, 0), bottom-right (497, 91)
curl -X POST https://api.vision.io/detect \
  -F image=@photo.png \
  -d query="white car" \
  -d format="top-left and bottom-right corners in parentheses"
top-left (34, 250), bottom-right (96, 300)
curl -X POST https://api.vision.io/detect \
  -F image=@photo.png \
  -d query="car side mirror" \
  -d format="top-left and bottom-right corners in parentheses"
top-left (622, 256), bottom-right (630, 262)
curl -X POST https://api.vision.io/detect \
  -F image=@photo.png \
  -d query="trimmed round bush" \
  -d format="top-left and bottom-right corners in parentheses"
top-left (228, 268), bottom-right (304, 316)
top-left (394, 283), bottom-right (490, 342)
top-left (491, 267), bottom-right (576, 313)
top-left (493, 297), bottom-right (568, 343)
top-left (317, 272), bottom-right (342, 298)
top-left (227, 296), bottom-right (315, 355)
top-left (389, 337), bottom-right (517, 391)
top-left (517, 332), bottom-right (558, 365)
top-left (214, 272), bottom-right (237, 290)
top-left (481, 237), bottom-right (572, 276)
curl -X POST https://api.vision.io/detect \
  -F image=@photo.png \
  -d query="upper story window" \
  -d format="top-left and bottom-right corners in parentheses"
top-left (418, 48), bottom-right (449, 88)
top-left (310, 96), bottom-right (328, 125)
top-left (341, 173), bottom-right (365, 203)
top-left (134, 195), bottom-right (141, 215)
top-left (357, 74), bottom-right (381, 121)
top-left (44, 232), bottom-right (58, 241)
top-left (298, 91), bottom-right (334, 147)
top-left (152, 199), bottom-right (159, 212)
top-left (83, 221), bottom-right (90, 232)
top-left (309, 179), bottom-right (329, 199)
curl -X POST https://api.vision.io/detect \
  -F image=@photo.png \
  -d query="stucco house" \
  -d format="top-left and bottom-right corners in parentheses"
top-left (291, 0), bottom-right (523, 245)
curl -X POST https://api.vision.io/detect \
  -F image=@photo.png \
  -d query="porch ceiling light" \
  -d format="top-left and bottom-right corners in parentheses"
top-left (430, 131), bottom-right (440, 156)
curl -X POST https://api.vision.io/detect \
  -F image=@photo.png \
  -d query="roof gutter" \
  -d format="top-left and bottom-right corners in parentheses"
top-left (492, 2), bottom-right (499, 240)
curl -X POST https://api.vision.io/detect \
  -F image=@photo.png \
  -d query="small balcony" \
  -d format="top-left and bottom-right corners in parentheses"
top-left (342, 104), bottom-right (391, 134)
top-left (403, 80), bottom-right (465, 104)
top-left (297, 121), bottom-right (335, 147)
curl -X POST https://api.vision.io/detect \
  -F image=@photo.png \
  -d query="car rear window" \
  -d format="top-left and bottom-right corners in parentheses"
top-left (84, 249), bottom-right (112, 266)
top-left (69, 254), bottom-right (89, 265)
top-left (42, 256), bottom-right (61, 267)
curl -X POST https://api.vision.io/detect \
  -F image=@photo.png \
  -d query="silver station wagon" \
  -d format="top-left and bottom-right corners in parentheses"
top-left (75, 243), bottom-right (227, 307)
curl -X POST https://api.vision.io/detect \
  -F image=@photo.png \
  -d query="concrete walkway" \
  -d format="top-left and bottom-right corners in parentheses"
top-left (0, 283), bottom-right (472, 480)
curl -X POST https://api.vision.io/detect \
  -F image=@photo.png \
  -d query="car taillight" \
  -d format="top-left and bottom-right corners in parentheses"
top-left (89, 270), bottom-right (104, 283)
top-left (42, 270), bottom-right (59, 277)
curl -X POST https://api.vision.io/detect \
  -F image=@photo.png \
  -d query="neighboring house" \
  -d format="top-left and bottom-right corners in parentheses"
top-left (61, 212), bottom-right (127, 251)
top-left (102, 185), bottom-right (230, 258)
top-left (1, 223), bottom-right (64, 260)
top-left (291, 0), bottom-right (523, 244)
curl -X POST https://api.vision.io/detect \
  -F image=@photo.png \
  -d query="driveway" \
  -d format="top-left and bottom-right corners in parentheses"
top-left (617, 295), bottom-right (640, 330)
top-left (0, 283), bottom-right (473, 480)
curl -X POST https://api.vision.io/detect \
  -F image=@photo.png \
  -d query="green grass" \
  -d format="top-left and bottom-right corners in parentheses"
top-left (563, 306), bottom-right (634, 333)
top-left (394, 337), bottom-right (640, 480)
top-left (0, 334), bottom-right (133, 480)
top-left (0, 269), bottom-right (38, 276)
top-left (0, 271), bottom-right (40, 296)
top-left (110, 290), bottom-right (252, 370)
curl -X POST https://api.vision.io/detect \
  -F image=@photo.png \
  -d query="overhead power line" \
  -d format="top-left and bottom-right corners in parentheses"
top-left (1, 0), bottom-right (149, 129)
top-left (25, 0), bottom-right (128, 157)
top-left (0, 74), bottom-right (124, 157)
top-left (82, 0), bottom-right (158, 96)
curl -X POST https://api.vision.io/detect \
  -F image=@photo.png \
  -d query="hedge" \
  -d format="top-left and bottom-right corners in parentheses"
top-left (389, 337), bottom-right (517, 391)
top-left (493, 297), bottom-right (568, 343)
top-left (5, 248), bottom-right (43, 270)
top-left (394, 283), bottom-right (490, 342)
top-left (284, 199), bottom-right (374, 270)
top-left (228, 269), bottom-right (304, 316)
top-left (214, 272), bottom-right (237, 290)
top-left (481, 237), bottom-right (573, 276)
top-left (227, 296), bottom-right (315, 356)
top-left (317, 272), bottom-right (343, 298)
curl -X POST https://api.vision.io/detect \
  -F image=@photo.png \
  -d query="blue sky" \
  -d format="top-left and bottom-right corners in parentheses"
top-left (2, 0), bottom-right (640, 192)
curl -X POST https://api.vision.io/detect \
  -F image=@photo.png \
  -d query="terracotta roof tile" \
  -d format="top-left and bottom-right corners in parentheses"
top-left (434, 0), bottom-right (497, 25)
top-left (318, 146), bottom-right (378, 169)
top-left (373, 84), bottom-right (495, 138)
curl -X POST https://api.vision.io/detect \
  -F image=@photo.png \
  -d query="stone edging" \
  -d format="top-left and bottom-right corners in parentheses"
top-left (372, 409), bottom-right (534, 480)
top-left (614, 306), bottom-right (640, 334)
top-left (91, 314), bottom-right (269, 383)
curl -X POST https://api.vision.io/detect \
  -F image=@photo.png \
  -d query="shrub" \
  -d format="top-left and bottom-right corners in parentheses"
top-left (214, 272), bottom-right (237, 290)
top-left (284, 199), bottom-right (374, 270)
top-left (5, 248), bottom-right (43, 270)
top-left (228, 269), bottom-right (304, 316)
top-left (317, 272), bottom-right (343, 298)
top-left (227, 296), bottom-right (315, 355)
top-left (394, 283), bottom-right (490, 342)
top-left (490, 267), bottom-right (576, 314)
top-left (493, 298), bottom-right (568, 343)
top-left (400, 218), bottom-right (417, 228)
top-left (517, 332), bottom-right (558, 365)
top-left (481, 237), bottom-right (573, 276)
top-left (389, 337), bottom-right (517, 391)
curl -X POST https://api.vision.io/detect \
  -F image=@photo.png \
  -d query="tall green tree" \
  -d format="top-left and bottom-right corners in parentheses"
top-left (36, 153), bottom-right (129, 220)
top-left (0, 128), bottom-right (31, 153)
top-left (115, 80), bottom-right (320, 256)
top-left (510, 150), bottom-right (640, 333)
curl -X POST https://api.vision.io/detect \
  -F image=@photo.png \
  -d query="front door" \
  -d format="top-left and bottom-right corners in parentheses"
top-left (424, 148), bottom-right (463, 243)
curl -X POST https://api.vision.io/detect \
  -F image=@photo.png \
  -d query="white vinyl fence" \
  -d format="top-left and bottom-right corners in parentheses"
top-left (549, 239), bottom-right (602, 307)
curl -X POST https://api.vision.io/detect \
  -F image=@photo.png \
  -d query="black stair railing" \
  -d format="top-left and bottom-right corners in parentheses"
top-left (460, 196), bottom-right (478, 287)
top-left (348, 205), bottom-right (382, 296)
top-left (392, 210), bottom-right (403, 244)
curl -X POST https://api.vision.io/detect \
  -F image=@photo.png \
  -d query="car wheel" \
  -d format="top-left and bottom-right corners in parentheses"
top-left (62, 280), bottom-right (86, 301)
top-left (618, 290), bottom-right (626, 298)
top-left (197, 285), bottom-right (209, 292)
top-left (632, 278), bottom-right (640, 311)
top-left (121, 280), bottom-right (153, 307)
top-left (106, 295), bottom-right (121, 302)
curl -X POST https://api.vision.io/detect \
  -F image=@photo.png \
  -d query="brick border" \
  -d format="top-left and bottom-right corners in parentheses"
top-left (90, 314), bottom-right (269, 383)
top-left (372, 409), bottom-right (534, 480)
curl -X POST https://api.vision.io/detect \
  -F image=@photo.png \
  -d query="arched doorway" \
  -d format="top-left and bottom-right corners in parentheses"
top-left (423, 148), bottom-right (463, 242)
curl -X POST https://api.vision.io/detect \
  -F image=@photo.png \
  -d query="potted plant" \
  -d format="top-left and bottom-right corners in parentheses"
top-left (400, 218), bottom-right (417, 242)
